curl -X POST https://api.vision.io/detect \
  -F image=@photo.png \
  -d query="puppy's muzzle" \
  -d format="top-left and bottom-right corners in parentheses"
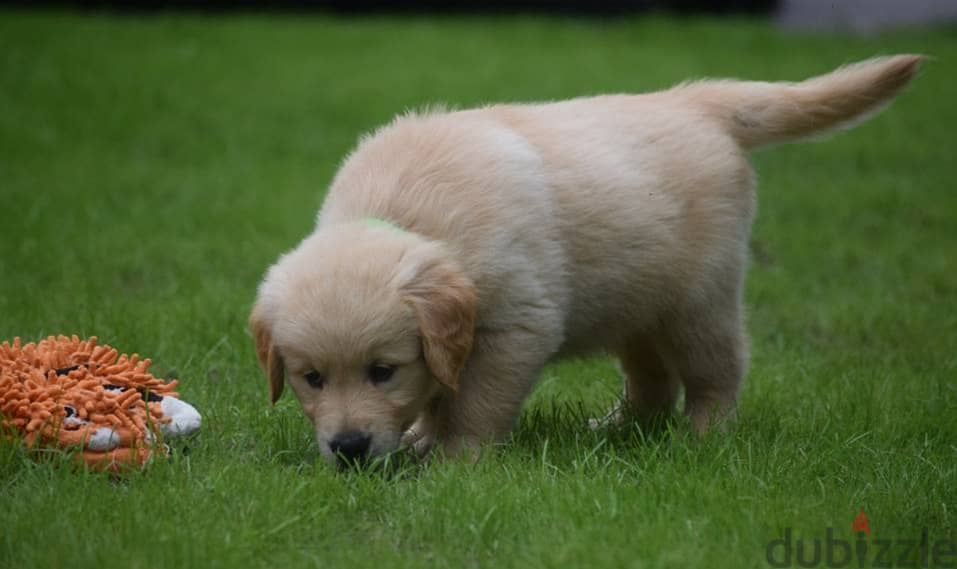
top-left (329, 430), bottom-right (372, 463)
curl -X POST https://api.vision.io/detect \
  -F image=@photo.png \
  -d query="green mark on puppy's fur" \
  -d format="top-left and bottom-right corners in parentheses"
top-left (362, 217), bottom-right (407, 234)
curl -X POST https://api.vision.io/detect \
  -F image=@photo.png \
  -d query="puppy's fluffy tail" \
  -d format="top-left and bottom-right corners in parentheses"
top-left (682, 55), bottom-right (924, 150)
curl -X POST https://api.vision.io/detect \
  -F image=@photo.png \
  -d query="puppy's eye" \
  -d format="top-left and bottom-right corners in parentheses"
top-left (368, 364), bottom-right (395, 385)
top-left (304, 370), bottom-right (325, 389)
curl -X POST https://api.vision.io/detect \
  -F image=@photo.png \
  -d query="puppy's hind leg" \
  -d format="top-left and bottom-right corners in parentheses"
top-left (613, 331), bottom-right (681, 429)
top-left (668, 303), bottom-right (749, 435)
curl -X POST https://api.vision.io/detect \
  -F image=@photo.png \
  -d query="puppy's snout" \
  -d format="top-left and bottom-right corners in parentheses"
top-left (329, 431), bottom-right (372, 461)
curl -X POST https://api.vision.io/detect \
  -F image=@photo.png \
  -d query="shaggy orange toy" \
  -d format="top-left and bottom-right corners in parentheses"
top-left (0, 335), bottom-right (201, 471)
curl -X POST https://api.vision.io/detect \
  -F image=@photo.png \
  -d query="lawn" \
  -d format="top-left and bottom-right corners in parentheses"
top-left (1, 9), bottom-right (955, 569)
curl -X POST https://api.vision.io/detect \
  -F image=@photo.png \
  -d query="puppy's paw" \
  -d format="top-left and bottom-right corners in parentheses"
top-left (401, 421), bottom-right (436, 458)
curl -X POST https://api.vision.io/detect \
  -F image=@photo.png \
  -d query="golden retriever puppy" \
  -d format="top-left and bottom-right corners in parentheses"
top-left (251, 55), bottom-right (922, 464)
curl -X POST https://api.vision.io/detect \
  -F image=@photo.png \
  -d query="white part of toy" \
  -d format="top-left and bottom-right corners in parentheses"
top-left (86, 427), bottom-right (121, 451)
top-left (63, 416), bottom-right (87, 429)
top-left (159, 396), bottom-right (201, 437)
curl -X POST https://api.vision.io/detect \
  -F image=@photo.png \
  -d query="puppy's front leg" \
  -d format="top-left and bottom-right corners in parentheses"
top-left (432, 329), bottom-right (556, 460)
top-left (401, 398), bottom-right (442, 458)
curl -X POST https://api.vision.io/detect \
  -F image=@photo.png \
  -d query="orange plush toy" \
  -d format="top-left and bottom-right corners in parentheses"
top-left (0, 336), bottom-right (201, 471)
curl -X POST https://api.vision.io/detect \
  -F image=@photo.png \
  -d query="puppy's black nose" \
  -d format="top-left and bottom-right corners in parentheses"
top-left (329, 431), bottom-right (371, 461)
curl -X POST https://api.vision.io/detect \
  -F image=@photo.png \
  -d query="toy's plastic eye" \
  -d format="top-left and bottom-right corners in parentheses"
top-left (304, 370), bottom-right (325, 389)
top-left (368, 364), bottom-right (395, 385)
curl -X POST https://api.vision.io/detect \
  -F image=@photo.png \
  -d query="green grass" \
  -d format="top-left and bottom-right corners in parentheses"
top-left (2, 10), bottom-right (955, 569)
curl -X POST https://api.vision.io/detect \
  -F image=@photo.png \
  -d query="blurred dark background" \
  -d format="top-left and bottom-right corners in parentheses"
top-left (2, 0), bottom-right (778, 15)
top-left (5, 0), bottom-right (957, 32)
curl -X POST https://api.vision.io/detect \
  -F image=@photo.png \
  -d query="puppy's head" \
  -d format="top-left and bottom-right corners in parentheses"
top-left (250, 223), bottom-right (475, 465)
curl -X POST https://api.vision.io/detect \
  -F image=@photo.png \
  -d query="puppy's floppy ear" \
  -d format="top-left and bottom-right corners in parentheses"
top-left (249, 302), bottom-right (284, 404)
top-left (402, 259), bottom-right (476, 391)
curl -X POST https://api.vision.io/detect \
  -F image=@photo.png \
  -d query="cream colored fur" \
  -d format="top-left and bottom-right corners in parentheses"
top-left (250, 55), bottom-right (923, 463)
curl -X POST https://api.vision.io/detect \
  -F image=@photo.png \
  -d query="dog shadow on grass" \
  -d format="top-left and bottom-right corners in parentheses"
top-left (507, 402), bottom-right (694, 465)
top-left (256, 398), bottom-right (714, 480)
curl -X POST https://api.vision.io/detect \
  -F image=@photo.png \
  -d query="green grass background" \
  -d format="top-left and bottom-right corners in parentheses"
top-left (1, 10), bottom-right (955, 569)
